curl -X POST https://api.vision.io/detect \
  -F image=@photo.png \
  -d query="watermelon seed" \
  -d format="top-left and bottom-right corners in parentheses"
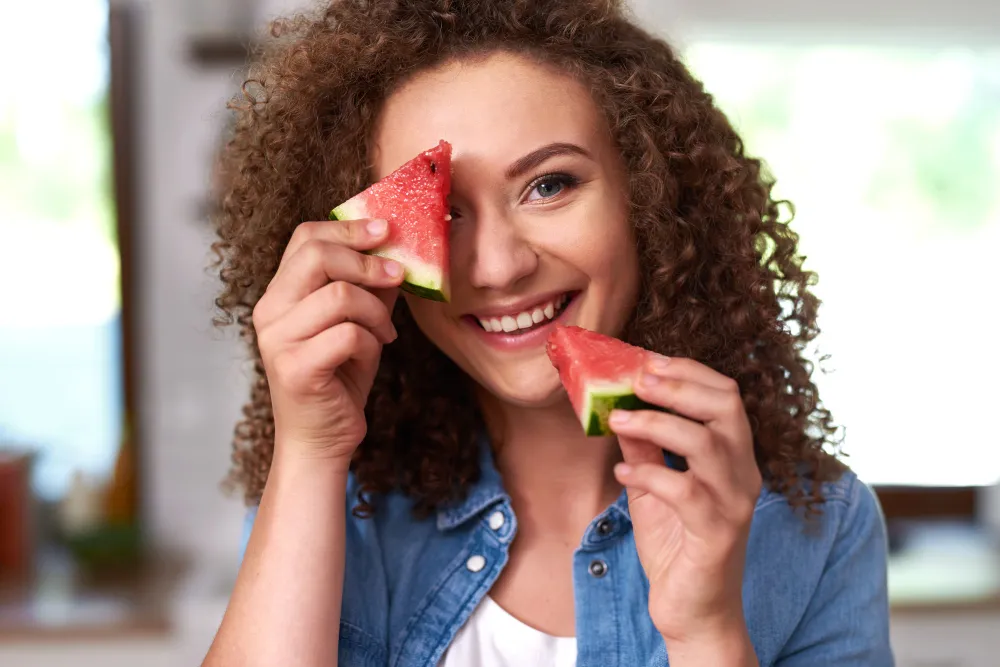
top-left (430, 161), bottom-right (437, 174)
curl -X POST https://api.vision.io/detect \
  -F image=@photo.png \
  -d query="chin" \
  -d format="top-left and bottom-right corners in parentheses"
top-left (476, 367), bottom-right (565, 408)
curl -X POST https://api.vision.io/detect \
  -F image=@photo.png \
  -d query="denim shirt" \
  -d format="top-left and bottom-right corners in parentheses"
top-left (240, 445), bottom-right (893, 667)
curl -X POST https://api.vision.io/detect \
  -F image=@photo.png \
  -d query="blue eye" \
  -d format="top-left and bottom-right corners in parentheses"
top-left (526, 174), bottom-right (577, 202)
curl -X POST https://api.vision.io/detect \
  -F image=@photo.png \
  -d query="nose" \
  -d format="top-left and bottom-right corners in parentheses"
top-left (464, 207), bottom-right (538, 291)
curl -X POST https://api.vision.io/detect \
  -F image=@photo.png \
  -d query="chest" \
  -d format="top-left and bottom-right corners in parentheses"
top-left (339, 498), bottom-right (827, 667)
top-left (376, 521), bottom-right (664, 667)
top-left (487, 532), bottom-right (578, 636)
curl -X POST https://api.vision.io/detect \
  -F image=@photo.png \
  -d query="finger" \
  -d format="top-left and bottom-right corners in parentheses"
top-left (614, 462), bottom-right (720, 536)
top-left (260, 281), bottom-right (397, 347)
top-left (370, 285), bottom-right (400, 317)
top-left (287, 322), bottom-right (382, 392)
top-left (618, 431), bottom-right (667, 468)
top-left (260, 241), bottom-right (404, 326)
top-left (279, 218), bottom-right (390, 272)
top-left (634, 374), bottom-right (749, 433)
top-left (613, 410), bottom-right (740, 502)
top-left (642, 356), bottom-right (737, 392)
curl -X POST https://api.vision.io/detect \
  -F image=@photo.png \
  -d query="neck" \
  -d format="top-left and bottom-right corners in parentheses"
top-left (478, 389), bottom-right (623, 535)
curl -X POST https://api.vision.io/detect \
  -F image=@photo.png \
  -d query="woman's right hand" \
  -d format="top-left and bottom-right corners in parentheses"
top-left (252, 218), bottom-right (404, 464)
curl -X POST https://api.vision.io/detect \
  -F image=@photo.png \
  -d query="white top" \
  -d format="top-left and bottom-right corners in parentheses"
top-left (439, 596), bottom-right (578, 667)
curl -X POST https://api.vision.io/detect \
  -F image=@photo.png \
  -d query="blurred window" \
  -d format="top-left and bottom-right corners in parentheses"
top-left (685, 42), bottom-right (1000, 487)
top-left (0, 0), bottom-right (120, 502)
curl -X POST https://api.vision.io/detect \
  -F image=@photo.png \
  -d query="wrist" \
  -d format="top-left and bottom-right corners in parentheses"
top-left (272, 435), bottom-right (355, 473)
top-left (271, 443), bottom-right (353, 481)
top-left (662, 614), bottom-right (757, 667)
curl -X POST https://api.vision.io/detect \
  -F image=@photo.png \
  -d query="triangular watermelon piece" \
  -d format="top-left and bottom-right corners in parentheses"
top-left (330, 140), bottom-right (452, 302)
top-left (546, 325), bottom-right (657, 436)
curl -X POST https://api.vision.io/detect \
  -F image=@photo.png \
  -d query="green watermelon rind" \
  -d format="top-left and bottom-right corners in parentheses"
top-left (579, 380), bottom-right (688, 470)
top-left (580, 382), bottom-right (654, 436)
top-left (329, 203), bottom-right (449, 303)
top-left (579, 380), bottom-right (680, 436)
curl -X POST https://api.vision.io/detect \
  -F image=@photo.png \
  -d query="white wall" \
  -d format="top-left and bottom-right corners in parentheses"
top-left (631, 0), bottom-right (1000, 43)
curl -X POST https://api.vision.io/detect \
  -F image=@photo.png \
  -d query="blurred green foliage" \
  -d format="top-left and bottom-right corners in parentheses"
top-left (688, 44), bottom-right (1000, 239)
top-left (0, 95), bottom-right (114, 242)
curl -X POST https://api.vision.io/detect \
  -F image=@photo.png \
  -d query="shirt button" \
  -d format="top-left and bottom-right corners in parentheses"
top-left (466, 555), bottom-right (487, 573)
top-left (596, 519), bottom-right (613, 536)
top-left (488, 511), bottom-right (505, 531)
top-left (588, 559), bottom-right (608, 578)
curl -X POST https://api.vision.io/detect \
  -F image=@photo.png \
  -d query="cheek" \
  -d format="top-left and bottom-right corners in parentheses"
top-left (599, 228), bottom-right (638, 278)
top-left (596, 241), bottom-right (640, 318)
top-left (572, 209), bottom-right (639, 293)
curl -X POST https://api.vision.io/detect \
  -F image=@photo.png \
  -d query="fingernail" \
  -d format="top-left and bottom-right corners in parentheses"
top-left (640, 372), bottom-right (660, 387)
top-left (367, 219), bottom-right (387, 236)
top-left (609, 410), bottom-right (631, 425)
top-left (384, 260), bottom-right (403, 277)
top-left (648, 357), bottom-right (670, 374)
top-left (614, 463), bottom-right (632, 477)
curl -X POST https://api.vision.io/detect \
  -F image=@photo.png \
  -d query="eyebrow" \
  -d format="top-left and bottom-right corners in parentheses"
top-left (504, 142), bottom-right (592, 180)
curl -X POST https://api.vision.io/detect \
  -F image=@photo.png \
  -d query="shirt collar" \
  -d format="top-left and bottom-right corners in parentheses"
top-left (436, 435), bottom-right (508, 531)
top-left (608, 487), bottom-right (633, 525)
top-left (435, 436), bottom-right (685, 532)
top-left (437, 436), bottom-right (632, 530)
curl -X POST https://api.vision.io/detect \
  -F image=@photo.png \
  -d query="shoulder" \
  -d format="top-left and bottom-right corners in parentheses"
top-left (343, 472), bottom-right (438, 545)
top-left (754, 466), bottom-right (884, 538)
top-left (823, 469), bottom-right (885, 540)
top-left (748, 467), bottom-right (888, 582)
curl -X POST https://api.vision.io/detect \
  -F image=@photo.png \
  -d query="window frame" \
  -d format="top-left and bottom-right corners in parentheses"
top-left (875, 487), bottom-right (976, 521)
top-left (108, 1), bottom-right (143, 532)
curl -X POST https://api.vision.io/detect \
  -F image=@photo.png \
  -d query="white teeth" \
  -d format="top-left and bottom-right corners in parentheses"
top-left (477, 294), bottom-right (569, 334)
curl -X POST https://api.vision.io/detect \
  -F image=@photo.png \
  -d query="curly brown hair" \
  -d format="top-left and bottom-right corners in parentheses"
top-left (212, 0), bottom-right (845, 518)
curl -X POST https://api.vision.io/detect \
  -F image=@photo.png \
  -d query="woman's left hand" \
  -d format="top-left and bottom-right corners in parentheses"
top-left (609, 356), bottom-right (762, 664)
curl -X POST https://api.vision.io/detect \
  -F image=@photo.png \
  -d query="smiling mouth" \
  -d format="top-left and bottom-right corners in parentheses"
top-left (467, 292), bottom-right (576, 335)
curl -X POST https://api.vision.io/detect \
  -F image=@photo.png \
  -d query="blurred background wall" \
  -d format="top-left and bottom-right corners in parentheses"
top-left (0, 0), bottom-right (998, 664)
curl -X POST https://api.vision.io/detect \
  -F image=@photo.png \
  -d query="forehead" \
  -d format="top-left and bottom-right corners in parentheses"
top-left (372, 52), bottom-right (607, 178)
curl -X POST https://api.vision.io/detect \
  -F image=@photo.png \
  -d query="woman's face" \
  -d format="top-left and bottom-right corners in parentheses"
top-left (373, 52), bottom-right (640, 408)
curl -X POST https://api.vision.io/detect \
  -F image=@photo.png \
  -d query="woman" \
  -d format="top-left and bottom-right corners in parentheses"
top-left (205, 0), bottom-right (892, 665)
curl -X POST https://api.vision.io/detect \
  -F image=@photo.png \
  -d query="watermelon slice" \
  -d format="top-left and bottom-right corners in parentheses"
top-left (330, 140), bottom-right (452, 302)
top-left (547, 325), bottom-right (660, 436)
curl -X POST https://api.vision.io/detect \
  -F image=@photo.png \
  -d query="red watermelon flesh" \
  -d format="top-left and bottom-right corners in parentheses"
top-left (330, 140), bottom-right (451, 302)
top-left (547, 325), bottom-right (656, 436)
